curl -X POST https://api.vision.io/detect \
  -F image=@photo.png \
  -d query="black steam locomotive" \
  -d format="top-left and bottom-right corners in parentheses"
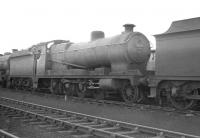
top-left (1, 17), bottom-right (200, 110)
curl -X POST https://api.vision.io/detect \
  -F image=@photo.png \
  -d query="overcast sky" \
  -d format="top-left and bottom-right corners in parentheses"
top-left (0, 0), bottom-right (199, 53)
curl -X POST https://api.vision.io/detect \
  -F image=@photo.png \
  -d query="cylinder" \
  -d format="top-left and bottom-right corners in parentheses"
top-left (99, 79), bottom-right (123, 90)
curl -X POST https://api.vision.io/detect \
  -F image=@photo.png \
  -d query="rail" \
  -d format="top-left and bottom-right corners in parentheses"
top-left (0, 129), bottom-right (20, 138)
top-left (0, 97), bottom-right (199, 138)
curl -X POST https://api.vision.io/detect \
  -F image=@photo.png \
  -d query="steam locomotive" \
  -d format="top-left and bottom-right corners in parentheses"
top-left (1, 17), bottom-right (200, 110)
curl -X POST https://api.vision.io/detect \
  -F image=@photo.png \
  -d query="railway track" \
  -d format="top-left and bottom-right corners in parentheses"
top-left (0, 129), bottom-right (20, 138)
top-left (0, 97), bottom-right (199, 138)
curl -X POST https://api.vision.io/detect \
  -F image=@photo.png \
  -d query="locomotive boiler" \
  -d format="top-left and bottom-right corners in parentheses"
top-left (64, 24), bottom-right (150, 72)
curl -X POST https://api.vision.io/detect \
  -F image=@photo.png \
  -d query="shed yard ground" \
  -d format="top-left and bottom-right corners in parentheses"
top-left (0, 88), bottom-right (199, 136)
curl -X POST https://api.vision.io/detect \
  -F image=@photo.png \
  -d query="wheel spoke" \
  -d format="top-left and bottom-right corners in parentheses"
top-left (121, 85), bottom-right (139, 103)
top-left (168, 89), bottom-right (196, 110)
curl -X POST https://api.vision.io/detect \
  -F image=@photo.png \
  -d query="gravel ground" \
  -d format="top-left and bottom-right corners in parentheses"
top-left (0, 114), bottom-right (73, 138)
top-left (0, 88), bottom-right (200, 136)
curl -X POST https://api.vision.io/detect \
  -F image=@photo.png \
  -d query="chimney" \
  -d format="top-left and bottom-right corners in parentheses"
top-left (12, 49), bottom-right (18, 53)
top-left (91, 31), bottom-right (105, 41)
top-left (123, 24), bottom-right (135, 32)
